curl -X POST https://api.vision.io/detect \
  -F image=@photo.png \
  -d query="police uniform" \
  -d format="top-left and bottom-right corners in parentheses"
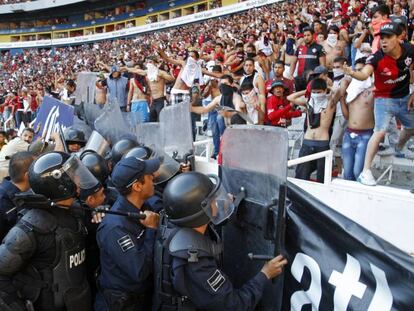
top-left (155, 225), bottom-right (270, 311)
top-left (154, 172), bottom-right (271, 311)
top-left (0, 177), bottom-right (21, 241)
top-left (0, 152), bottom-right (92, 311)
top-left (95, 156), bottom-right (161, 311)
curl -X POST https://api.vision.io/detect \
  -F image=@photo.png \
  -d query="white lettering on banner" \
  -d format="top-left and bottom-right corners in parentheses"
top-left (290, 253), bottom-right (393, 310)
top-left (290, 253), bottom-right (322, 311)
top-left (328, 254), bottom-right (367, 311)
top-left (367, 264), bottom-right (393, 311)
top-left (0, 0), bottom-right (282, 49)
top-left (69, 249), bottom-right (86, 268)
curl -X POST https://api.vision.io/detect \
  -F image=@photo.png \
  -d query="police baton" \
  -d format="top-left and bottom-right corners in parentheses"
top-left (77, 204), bottom-right (147, 220)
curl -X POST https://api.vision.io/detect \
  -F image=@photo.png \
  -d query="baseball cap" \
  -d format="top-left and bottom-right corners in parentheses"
top-left (111, 65), bottom-right (120, 73)
top-left (379, 22), bottom-right (402, 36)
top-left (270, 80), bottom-right (286, 92)
top-left (112, 157), bottom-right (160, 190)
top-left (313, 66), bottom-right (328, 75)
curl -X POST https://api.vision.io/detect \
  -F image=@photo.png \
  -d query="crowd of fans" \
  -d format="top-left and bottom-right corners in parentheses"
top-left (1, 0), bottom-right (414, 187)
top-left (0, 0), bottom-right (33, 4)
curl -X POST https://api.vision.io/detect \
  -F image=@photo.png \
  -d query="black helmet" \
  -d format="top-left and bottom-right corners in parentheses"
top-left (124, 146), bottom-right (153, 160)
top-left (163, 172), bottom-right (214, 228)
top-left (29, 151), bottom-right (77, 202)
top-left (64, 127), bottom-right (86, 146)
top-left (111, 138), bottom-right (140, 165)
top-left (80, 151), bottom-right (109, 185)
top-left (124, 146), bottom-right (180, 185)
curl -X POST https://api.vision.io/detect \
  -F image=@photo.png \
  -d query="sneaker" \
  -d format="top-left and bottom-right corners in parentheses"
top-left (377, 146), bottom-right (395, 156)
top-left (395, 147), bottom-right (414, 159)
top-left (357, 170), bottom-right (377, 186)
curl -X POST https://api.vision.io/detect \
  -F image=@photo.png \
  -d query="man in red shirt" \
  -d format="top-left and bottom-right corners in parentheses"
top-left (289, 27), bottom-right (326, 91)
top-left (344, 22), bottom-right (414, 185)
top-left (265, 80), bottom-right (302, 127)
top-left (265, 60), bottom-right (295, 96)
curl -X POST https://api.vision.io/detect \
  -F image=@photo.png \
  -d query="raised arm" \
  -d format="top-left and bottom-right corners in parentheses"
top-left (287, 90), bottom-right (307, 106)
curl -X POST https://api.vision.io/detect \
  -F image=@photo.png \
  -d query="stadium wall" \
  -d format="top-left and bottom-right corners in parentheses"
top-left (0, 0), bottom-right (279, 49)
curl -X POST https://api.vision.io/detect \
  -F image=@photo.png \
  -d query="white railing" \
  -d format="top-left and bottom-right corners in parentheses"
top-left (287, 150), bottom-right (334, 185)
top-left (193, 138), bottom-right (213, 159)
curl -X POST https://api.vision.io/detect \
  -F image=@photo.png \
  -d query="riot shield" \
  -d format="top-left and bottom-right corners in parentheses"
top-left (135, 123), bottom-right (162, 149)
top-left (94, 98), bottom-right (131, 145)
top-left (75, 72), bottom-right (102, 126)
top-left (84, 130), bottom-right (111, 157)
top-left (159, 101), bottom-right (193, 161)
top-left (220, 125), bottom-right (288, 311)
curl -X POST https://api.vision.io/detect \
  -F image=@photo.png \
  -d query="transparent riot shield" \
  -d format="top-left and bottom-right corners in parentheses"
top-left (72, 116), bottom-right (92, 141)
top-left (220, 125), bottom-right (288, 311)
top-left (94, 98), bottom-right (131, 145)
top-left (84, 130), bottom-right (111, 157)
top-left (159, 101), bottom-right (194, 161)
top-left (75, 72), bottom-right (102, 126)
top-left (134, 123), bottom-right (162, 148)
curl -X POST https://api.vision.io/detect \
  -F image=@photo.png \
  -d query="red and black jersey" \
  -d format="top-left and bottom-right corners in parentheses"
top-left (295, 43), bottom-right (325, 77)
top-left (366, 44), bottom-right (414, 98)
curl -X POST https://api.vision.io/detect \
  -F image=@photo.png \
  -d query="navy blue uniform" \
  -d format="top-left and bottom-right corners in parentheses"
top-left (0, 178), bottom-right (21, 241)
top-left (95, 195), bottom-right (156, 310)
top-left (171, 254), bottom-right (270, 310)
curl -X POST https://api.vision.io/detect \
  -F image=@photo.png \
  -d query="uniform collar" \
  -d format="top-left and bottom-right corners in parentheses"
top-left (116, 195), bottom-right (143, 214)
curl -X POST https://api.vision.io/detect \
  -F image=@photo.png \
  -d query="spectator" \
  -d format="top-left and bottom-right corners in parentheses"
top-left (288, 78), bottom-right (341, 183)
top-left (344, 22), bottom-right (414, 185)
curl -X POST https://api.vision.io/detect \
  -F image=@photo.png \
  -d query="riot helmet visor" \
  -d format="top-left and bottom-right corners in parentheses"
top-left (63, 155), bottom-right (101, 192)
top-left (201, 175), bottom-right (235, 225)
top-left (150, 146), bottom-right (180, 185)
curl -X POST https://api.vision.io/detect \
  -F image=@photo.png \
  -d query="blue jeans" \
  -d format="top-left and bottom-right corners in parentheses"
top-left (351, 45), bottom-right (357, 69)
top-left (208, 111), bottom-right (226, 156)
top-left (342, 129), bottom-right (373, 181)
top-left (374, 95), bottom-right (414, 131)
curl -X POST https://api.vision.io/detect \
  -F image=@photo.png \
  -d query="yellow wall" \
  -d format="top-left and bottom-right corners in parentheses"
top-left (222, 0), bottom-right (238, 6)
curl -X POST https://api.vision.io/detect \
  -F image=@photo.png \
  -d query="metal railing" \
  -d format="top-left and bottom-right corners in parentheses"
top-left (287, 150), bottom-right (334, 185)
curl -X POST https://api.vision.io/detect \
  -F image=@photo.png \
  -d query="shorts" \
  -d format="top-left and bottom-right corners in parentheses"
top-left (374, 95), bottom-right (414, 132)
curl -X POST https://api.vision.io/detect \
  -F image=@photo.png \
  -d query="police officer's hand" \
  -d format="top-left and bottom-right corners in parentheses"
top-left (260, 255), bottom-right (288, 280)
top-left (140, 210), bottom-right (160, 229)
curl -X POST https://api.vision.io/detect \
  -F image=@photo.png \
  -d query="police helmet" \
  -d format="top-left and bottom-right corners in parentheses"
top-left (111, 138), bottom-right (140, 165)
top-left (80, 151), bottom-right (109, 185)
top-left (124, 146), bottom-right (153, 160)
top-left (64, 127), bottom-right (86, 146)
top-left (124, 146), bottom-right (180, 185)
top-left (163, 172), bottom-right (235, 228)
top-left (29, 152), bottom-right (77, 202)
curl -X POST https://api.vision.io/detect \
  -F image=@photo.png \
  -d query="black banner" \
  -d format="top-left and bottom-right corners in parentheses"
top-left (283, 182), bottom-right (414, 311)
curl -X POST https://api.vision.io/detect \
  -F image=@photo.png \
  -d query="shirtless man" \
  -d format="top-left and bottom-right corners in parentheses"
top-left (339, 58), bottom-right (374, 181)
top-left (288, 78), bottom-right (341, 183)
top-left (123, 57), bottom-right (175, 121)
top-left (321, 26), bottom-right (346, 70)
top-left (127, 70), bottom-right (149, 123)
top-left (156, 46), bottom-right (203, 106)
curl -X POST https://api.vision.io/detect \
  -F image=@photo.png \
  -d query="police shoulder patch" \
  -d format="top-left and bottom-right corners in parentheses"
top-left (117, 235), bottom-right (135, 252)
top-left (207, 269), bottom-right (226, 292)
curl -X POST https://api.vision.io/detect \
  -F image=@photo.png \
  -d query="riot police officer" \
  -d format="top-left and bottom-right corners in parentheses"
top-left (95, 156), bottom-right (161, 311)
top-left (154, 172), bottom-right (288, 311)
top-left (0, 152), bottom-right (92, 311)
top-left (110, 138), bottom-right (140, 166)
top-left (80, 150), bottom-right (118, 206)
top-left (64, 127), bottom-right (87, 153)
